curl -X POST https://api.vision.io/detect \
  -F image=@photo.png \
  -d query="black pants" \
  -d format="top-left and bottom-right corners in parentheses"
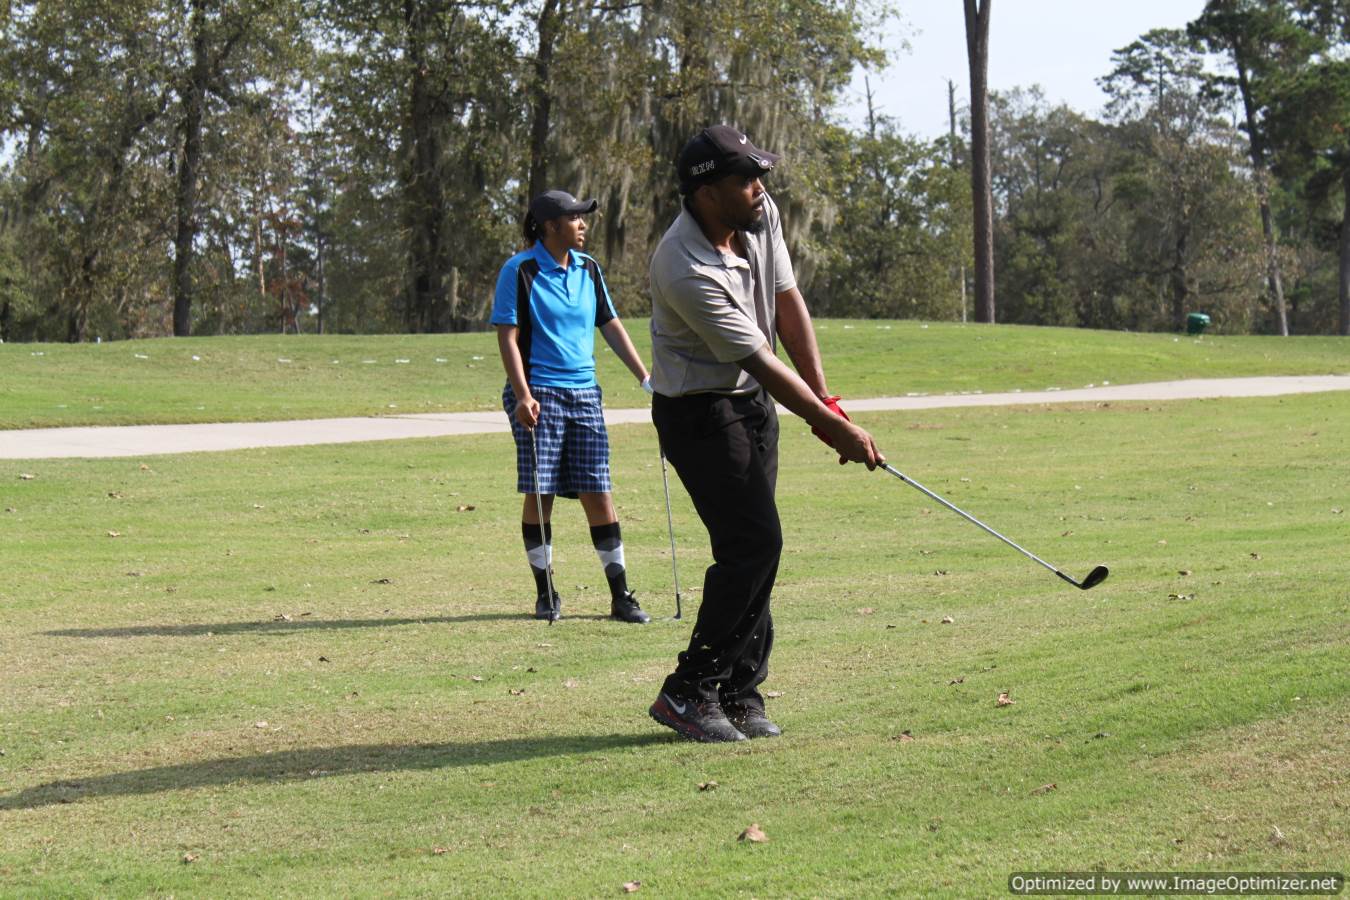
top-left (653, 389), bottom-right (780, 710)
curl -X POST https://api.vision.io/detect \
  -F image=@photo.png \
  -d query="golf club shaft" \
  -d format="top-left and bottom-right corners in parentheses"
top-left (658, 446), bottom-right (683, 619)
top-left (880, 463), bottom-right (1070, 581)
top-left (529, 428), bottom-right (557, 623)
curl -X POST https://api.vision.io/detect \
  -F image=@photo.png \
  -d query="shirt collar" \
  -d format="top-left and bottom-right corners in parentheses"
top-left (674, 208), bottom-right (729, 268)
top-left (530, 240), bottom-right (570, 272)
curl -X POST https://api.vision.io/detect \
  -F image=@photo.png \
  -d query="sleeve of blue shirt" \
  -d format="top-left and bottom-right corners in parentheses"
top-left (490, 255), bottom-right (521, 326)
top-left (588, 255), bottom-right (618, 327)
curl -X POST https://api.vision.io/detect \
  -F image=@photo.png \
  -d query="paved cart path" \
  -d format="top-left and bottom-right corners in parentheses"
top-left (2, 374), bottom-right (1348, 460)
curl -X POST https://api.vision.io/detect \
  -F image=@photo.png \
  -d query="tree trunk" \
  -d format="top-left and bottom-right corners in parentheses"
top-left (1171, 223), bottom-right (1193, 333)
top-left (1339, 171), bottom-right (1350, 336)
top-left (964, 0), bottom-right (995, 324)
top-left (1235, 60), bottom-right (1288, 335)
top-left (402, 0), bottom-right (450, 333)
top-left (172, 0), bottom-right (209, 337)
top-left (527, 0), bottom-right (561, 201)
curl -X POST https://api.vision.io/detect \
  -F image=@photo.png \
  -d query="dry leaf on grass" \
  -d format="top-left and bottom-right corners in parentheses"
top-left (18, 473), bottom-right (35, 481)
top-left (698, 781), bottom-right (718, 791)
top-left (470, 675), bottom-right (484, 683)
top-left (857, 607), bottom-right (874, 616)
top-left (738, 824), bottom-right (768, 843)
top-left (432, 847), bottom-right (448, 855)
top-left (1030, 783), bottom-right (1057, 795)
top-left (371, 577), bottom-right (392, 584)
top-left (941, 615), bottom-right (954, 624)
top-left (996, 692), bottom-right (1015, 707)
top-left (509, 688), bottom-right (525, 696)
top-left (892, 730), bottom-right (915, 742)
top-left (622, 882), bottom-right (642, 893)
top-left (106, 531), bottom-right (122, 538)
top-left (254, 721), bottom-right (268, 729)
top-left (182, 853), bottom-right (199, 864)
top-left (948, 677), bottom-right (964, 685)
top-left (1168, 593), bottom-right (1195, 601)
top-left (764, 690), bottom-right (784, 699)
top-left (457, 505), bottom-right (475, 512)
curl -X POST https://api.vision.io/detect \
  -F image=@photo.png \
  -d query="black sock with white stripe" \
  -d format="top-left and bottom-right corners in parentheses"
top-left (522, 522), bottom-right (553, 597)
top-left (590, 522), bottom-right (628, 602)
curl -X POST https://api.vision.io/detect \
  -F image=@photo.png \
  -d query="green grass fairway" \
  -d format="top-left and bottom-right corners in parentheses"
top-left (2, 321), bottom-right (1347, 428)
top-left (2, 391), bottom-right (1346, 896)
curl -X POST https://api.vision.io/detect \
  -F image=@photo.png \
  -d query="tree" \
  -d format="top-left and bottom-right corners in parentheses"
top-left (988, 89), bottom-right (1097, 326)
top-left (1100, 29), bottom-right (1267, 332)
top-left (1262, 3), bottom-right (1350, 335)
top-left (170, 0), bottom-right (308, 336)
top-left (815, 91), bottom-right (971, 320)
top-left (963, 0), bottom-right (995, 323)
top-left (1187, 0), bottom-right (1320, 335)
top-left (0, 1), bottom-right (177, 341)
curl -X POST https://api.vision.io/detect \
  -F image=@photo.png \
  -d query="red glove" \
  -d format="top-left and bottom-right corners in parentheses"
top-left (811, 395), bottom-right (851, 448)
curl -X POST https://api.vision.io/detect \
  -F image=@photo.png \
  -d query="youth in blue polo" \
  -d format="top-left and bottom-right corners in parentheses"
top-left (491, 242), bottom-right (616, 388)
top-left (491, 188), bottom-right (654, 626)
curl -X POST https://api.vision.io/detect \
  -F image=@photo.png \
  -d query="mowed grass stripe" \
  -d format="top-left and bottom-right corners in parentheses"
top-left (3, 321), bottom-right (1349, 428)
top-left (0, 391), bottom-right (1345, 896)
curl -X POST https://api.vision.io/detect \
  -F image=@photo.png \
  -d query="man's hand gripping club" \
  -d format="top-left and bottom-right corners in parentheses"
top-left (738, 346), bottom-right (884, 470)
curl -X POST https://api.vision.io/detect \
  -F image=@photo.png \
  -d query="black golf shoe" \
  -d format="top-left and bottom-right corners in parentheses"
top-left (610, 591), bottom-right (651, 624)
top-left (649, 693), bottom-right (746, 742)
top-left (724, 703), bottom-right (782, 739)
top-left (533, 591), bottom-right (562, 621)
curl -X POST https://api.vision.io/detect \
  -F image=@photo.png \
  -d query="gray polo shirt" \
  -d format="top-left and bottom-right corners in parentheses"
top-left (648, 193), bottom-right (796, 396)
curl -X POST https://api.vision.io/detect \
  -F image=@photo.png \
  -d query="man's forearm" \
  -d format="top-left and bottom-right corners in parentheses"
top-left (738, 345), bottom-right (836, 431)
top-left (775, 287), bottom-right (828, 398)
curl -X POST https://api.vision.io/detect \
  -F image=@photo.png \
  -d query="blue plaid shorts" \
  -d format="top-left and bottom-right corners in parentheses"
top-left (504, 383), bottom-right (612, 496)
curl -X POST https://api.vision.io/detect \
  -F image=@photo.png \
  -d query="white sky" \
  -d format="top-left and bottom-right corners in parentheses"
top-left (843, 0), bottom-right (1209, 137)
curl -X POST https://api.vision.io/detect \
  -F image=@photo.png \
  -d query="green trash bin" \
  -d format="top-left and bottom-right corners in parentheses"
top-left (1186, 312), bottom-right (1211, 335)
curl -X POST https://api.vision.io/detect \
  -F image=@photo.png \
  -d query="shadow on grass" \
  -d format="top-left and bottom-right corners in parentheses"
top-left (0, 732), bottom-right (671, 810)
top-left (41, 613), bottom-right (624, 638)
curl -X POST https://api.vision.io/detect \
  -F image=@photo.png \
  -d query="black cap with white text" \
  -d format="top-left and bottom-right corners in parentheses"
top-left (677, 125), bottom-right (781, 194)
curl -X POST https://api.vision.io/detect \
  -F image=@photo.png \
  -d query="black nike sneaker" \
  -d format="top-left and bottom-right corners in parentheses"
top-left (648, 693), bottom-right (746, 742)
top-left (724, 703), bottom-right (782, 738)
top-left (534, 591), bottom-right (562, 621)
top-left (610, 590), bottom-right (651, 624)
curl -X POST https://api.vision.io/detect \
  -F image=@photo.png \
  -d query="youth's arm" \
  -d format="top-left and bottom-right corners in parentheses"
top-left (599, 318), bottom-right (650, 385)
top-left (496, 325), bottom-right (539, 428)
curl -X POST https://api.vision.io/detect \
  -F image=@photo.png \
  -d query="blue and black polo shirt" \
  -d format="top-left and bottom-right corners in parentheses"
top-left (491, 242), bottom-right (617, 389)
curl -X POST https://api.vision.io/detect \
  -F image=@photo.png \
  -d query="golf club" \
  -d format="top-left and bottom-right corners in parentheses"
top-left (879, 463), bottom-right (1109, 590)
top-left (658, 445), bottom-right (683, 619)
top-left (529, 427), bottom-right (559, 623)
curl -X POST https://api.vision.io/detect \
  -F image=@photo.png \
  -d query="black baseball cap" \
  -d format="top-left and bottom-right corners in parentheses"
top-left (528, 189), bottom-right (598, 222)
top-left (677, 125), bottom-right (781, 193)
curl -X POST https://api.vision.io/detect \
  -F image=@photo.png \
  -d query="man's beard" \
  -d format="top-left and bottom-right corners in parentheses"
top-left (741, 213), bottom-right (766, 234)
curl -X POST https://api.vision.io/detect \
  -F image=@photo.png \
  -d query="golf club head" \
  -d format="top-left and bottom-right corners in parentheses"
top-left (1078, 565), bottom-right (1109, 590)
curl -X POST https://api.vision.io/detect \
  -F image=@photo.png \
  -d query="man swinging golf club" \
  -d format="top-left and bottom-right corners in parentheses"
top-left (646, 125), bottom-right (883, 742)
